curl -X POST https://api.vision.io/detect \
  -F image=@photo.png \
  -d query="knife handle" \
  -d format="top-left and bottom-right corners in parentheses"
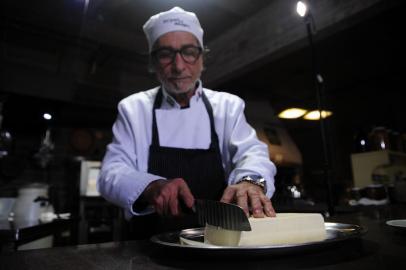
top-left (179, 200), bottom-right (196, 215)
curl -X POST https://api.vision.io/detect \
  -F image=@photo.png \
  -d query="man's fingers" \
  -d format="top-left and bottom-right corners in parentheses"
top-left (261, 196), bottom-right (276, 217)
top-left (220, 186), bottom-right (235, 203)
top-left (249, 191), bottom-right (265, 218)
top-left (178, 180), bottom-right (195, 209)
top-left (154, 196), bottom-right (165, 215)
top-left (168, 191), bottom-right (180, 216)
top-left (236, 190), bottom-right (249, 216)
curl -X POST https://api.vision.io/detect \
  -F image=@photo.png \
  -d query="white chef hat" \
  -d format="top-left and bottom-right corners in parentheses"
top-left (143, 6), bottom-right (204, 52)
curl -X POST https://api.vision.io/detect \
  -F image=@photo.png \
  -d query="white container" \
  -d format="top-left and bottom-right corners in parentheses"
top-left (12, 183), bottom-right (52, 222)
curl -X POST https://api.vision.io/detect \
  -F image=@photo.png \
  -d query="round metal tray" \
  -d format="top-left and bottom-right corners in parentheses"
top-left (150, 222), bottom-right (367, 256)
top-left (386, 219), bottom-right (406, 231)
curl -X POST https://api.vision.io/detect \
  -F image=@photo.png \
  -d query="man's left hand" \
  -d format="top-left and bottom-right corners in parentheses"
top-left (220, 181), bottom-right (276, 218)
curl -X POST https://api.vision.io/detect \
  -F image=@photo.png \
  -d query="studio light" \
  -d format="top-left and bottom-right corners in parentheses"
top-left (296, 1), bottom-right (307, 17)
top-left (43, 113), bottom-right (52, 120)
top-left (296, 1), bottom-right (335, 216)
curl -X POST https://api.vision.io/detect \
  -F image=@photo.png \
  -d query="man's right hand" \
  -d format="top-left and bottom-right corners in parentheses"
top-left (142, 178), bottom-right (195, 217)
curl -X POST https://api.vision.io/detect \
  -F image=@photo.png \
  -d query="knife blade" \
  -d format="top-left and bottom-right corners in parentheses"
top-left (193, 199), bottom-right (251, 231)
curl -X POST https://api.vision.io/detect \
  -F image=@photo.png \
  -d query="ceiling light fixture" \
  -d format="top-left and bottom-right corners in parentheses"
top-left (303, 110), bottom-right (332, 120)
top-left (278, 108), bottom-right (307, 119)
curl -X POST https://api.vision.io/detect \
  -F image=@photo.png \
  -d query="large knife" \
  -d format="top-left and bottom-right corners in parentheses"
top-left (193, 199), bottom-right (251, 231)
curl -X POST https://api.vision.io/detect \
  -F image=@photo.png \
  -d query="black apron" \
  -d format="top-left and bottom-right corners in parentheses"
top-left (130, 88), bottom-right (226, 239)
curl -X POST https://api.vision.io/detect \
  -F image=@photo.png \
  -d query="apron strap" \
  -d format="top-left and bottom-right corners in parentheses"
top-left (201, 91), bottom-right (220, 149)
top-left (151, 88), bottom-right (163, 146)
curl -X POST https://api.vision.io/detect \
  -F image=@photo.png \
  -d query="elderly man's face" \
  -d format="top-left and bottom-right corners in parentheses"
top-left (153, 31), bottom-right (203, 95)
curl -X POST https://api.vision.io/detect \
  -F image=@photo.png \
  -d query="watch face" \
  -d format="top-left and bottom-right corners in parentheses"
top-left (248, 175), bottom-right (265, 183)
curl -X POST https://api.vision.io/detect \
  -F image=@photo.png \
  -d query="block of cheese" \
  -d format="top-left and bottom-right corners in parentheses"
top-left (204, 213), bottom-right (326, 246)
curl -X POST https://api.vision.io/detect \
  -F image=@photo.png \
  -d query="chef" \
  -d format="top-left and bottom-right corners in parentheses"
top-left (97, 6), bottom-right (277, 238)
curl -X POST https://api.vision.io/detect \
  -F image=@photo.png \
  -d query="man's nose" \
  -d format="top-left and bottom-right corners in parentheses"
top-left (171, 52), bottom-right (186, 71)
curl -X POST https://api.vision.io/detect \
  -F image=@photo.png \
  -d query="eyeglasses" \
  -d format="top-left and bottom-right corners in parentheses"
top-left (151, 45), bottom-right (202, 65)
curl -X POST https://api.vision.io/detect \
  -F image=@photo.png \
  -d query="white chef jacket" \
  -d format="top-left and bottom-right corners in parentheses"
top-left (97, 82), bottom-right (276, 219)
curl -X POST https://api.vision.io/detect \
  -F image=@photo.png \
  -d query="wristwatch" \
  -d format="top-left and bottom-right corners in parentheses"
top-left (236, 175), bottom-right (267, 193)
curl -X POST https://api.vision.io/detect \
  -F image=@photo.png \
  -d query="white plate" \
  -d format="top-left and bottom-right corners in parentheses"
top-left (386, 219), bottom-right (406, 229)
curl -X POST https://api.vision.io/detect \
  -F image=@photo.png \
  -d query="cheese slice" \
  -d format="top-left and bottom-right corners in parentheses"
top-left (204, 213), bottom-right (326, 246)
